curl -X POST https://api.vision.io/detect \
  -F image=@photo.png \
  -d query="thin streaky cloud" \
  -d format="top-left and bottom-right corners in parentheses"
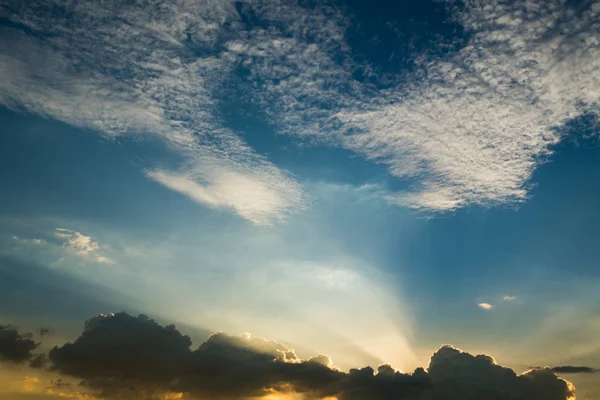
top-left (550, 366), bottom-right (597, 374)
top-left (503, 296), bottom-right (516, 301)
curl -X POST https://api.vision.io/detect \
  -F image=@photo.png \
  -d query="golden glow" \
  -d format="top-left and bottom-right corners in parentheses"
top-left (259, 389), bottom-right (338, 400)
top-left (259, 388), bottom-right (304, 400)
top-left (161, 393), bottom-right (184, 400)
top-left (0, 367), bottom-right (98, 400)
top-left (21, 376), bottom-right (40, 393)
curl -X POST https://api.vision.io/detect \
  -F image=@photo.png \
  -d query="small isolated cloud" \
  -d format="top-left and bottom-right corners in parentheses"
top-left (55, 228), bottom-right (114, 265)
top-left (503, 296), bottom-right (516, 301)
top-left (55, 228), bottom-right (99, 254)
top-left (551, 366), bottom-right (597, 374)
top-left (478, 303), bottom-right (493, 310)
top-left (39, 327), bottom-right (52, 337)
top-left (95, 256), bottom-right (114, 265)
top-left (27, 312), bottom-right (574, 400)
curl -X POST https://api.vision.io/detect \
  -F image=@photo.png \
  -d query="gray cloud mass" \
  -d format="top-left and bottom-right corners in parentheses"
top-left (0, 312), bottom-right (576, 400)
top-left (0, 324), bottom-right (39, 363)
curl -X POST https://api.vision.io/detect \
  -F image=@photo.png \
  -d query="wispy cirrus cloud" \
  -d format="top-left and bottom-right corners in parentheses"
top-left (147, 165), bottom-right (305, 225)
top-left (0, 0), bottom-right (307, 225)
top-left (1, 0), bottom-right (599, 217)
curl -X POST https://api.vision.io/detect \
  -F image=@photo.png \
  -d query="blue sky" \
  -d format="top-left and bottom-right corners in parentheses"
top-left (1, 0), bottom-right (600, 399)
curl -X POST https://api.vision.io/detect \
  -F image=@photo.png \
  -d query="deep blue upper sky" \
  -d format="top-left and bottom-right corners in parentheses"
top-left (1, 0), bottom-right (600, 398)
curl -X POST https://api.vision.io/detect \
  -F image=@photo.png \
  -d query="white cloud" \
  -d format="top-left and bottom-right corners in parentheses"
top-left (503, 296), bottom-right (516, 301)
top-left (55, 228), bottom-right (99, 254)
top-left (478, 303), bottom-right (493, 310)
top-left (96, 256), bottom-right (115, 264)
top-left (148, 164), bottom-right (304, 225)
top-left (147, 167), bottom-right (306, 225)
top-left (12, 235), bottom-right (45, 245)
top-left (55, 228), bottom-right (114, 264)
top-left (219, 0), bottom-right (600, 212)
top-left (1, 0), bottom-right (599, 215)
top-left (0, 0), bottom-right (305, 225)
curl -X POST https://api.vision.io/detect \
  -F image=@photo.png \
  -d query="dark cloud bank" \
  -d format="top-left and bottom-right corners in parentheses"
top-left (0, 313), bottom-right (585, 399)
top-left (0, 324), bottom-right (39, 363)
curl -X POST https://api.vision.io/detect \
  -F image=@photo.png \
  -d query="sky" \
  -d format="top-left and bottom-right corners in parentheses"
top-left (0, 0), bottom-right (599, 399)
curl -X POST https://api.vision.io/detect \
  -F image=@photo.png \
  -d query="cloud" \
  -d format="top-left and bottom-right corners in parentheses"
top-left (39, 328), bottom-right (52, 337)
top-left (478, 303), bottom-right (493, 310)
top-left (503, 296), bottom-right (516, 301)
top-left (0, 325), bottom-right (39, 364)
top-left (55, 229), bottom-right (99, 255)
top-left (1, 0), bottom-right (599, 217)
top-left (34, 312), bottom-right (577, 399)
top-left (54, 229), bottom-right (114, 264)
top-left (12, 236), bottom-right (45, 246)
top-left (311, 0), bottom-right (600, 211)
top-left (427, 346), bottom-right (575, 400)
top-left (216, 0), bottom-right (600, 212)
top-left (147, 167), bottom-right (306, 226)
top-left (0, 0), bottom-right (306, 225)
top-left (551, 366), bottom-right (597, 374)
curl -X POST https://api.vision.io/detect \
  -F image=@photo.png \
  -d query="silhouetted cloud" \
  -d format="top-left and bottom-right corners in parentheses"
top-left (40, 312), bottom-right (576, 400)
top-left (551, 366), bottom-right (597, 374)
top-left (38, 327), bottom-right (52, 337)
top-left (0, 324), bottom-right (38, 363)
top-left (427, 346), bottom-right (575, 400)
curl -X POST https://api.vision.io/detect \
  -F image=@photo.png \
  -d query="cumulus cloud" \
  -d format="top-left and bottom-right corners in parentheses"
top-left (478, 302), bottom-right (493, 310)
top-left (0, 325), bottom-right (39, 364)
top-left (55, 228), bottom-right (114, 264)
top-left (427, 345), bottom-right (575, 400)
top-left (9, 312), bottom-right (570, 400)
top-left (1, 0), bottom-right (599, 216)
